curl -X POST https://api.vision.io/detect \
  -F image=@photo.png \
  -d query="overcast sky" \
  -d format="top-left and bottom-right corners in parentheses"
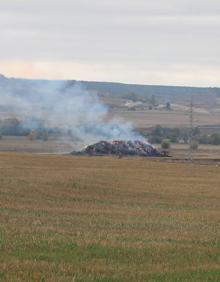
top-left (0, 0), bottom-right (220, 86)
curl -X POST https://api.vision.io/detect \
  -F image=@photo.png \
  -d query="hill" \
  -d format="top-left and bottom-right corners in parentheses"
top-left (78, 80), bottom-right (220, 105)
top-left (1, 74), bottom-right (220, 131)
top-left (1, 74), bottom-right (220, 106)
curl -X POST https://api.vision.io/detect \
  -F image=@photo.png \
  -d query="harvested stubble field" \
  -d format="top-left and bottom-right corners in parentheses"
top-left (0, 153), bottom-right (220, 281)
top-left (113, 110), bottom-right (220, 128)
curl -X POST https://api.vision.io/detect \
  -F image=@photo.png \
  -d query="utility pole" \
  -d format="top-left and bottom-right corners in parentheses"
top-left (189, 98), bottom-right (194, 161)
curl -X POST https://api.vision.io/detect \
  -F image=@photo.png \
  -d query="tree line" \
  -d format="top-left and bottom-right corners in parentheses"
top-left (143, 125), bottom-right (220, 145)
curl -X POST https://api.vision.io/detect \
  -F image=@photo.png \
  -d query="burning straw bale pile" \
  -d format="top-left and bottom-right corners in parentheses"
top-left (72, 140), bottom-right (161, 157)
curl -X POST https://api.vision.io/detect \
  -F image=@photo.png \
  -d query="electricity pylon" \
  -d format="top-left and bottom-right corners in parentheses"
top-left (189, 98), bottom-right (194, 161)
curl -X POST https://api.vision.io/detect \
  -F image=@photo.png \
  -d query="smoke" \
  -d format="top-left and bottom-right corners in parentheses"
top-left (0, 77), bottom-right (142, 145)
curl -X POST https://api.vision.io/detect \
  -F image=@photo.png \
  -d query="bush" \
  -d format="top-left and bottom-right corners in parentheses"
top-left (210, 133), bottom-right (220, 145)
top-left (0, 118), bottom-right (29, 136)
top-left (28, 130), bottom-right (48, 141)
top-left (198, 134), bottom-right (209, 144)
top-left (148, 136), bottom-right (163, 144)
top-left (41, 130), bottom-right (48, 141)
top-left (190, 140), bottom-right (199, 150)
top-left (149, 126), bottom-right (180, 143)
top-left (165, 102), bottom-right (172, 111)
top-left (161, 139), bottom-right (171, 150)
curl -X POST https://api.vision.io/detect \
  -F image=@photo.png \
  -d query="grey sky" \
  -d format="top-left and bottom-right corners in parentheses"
top-left (0, 0), bottom-right (220, 86)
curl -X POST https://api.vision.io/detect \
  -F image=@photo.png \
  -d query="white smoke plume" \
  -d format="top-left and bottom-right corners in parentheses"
top-left (0, 77), bottom-right (142, 145)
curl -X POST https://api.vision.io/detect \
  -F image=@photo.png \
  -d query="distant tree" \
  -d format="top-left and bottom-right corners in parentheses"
top-left (148, 136), bottom-right (162, 144)
top-left (165, 102), bottom-right (171, 111)
top-left (192, 127), bottom-right (200, 138)
top-left (169, 128), bottom-right (180, 142)
top-left (123, 92), bottom-right (138, 102)
top-left (28, 130), bottom-right (48, 141)
top-left (183, 136), bottom-right (188, 144)
top-left (150, 95), bottom-right (158, 108)
top-left (1, 118), bottom-right (20, 135)
top-left (190, 140), bottom-right (199, 150)
top-left (161, 139), bottom-right (171, 150)
top-left (152, 125), bottom-right (163, 137)
top-left (28, 130), bottom-right (38, 141)
top-left (0, 118), bottom-right (29, 136)
top-left (41, 130), bottom-right (48, 141)
top-left (210, 133), bottom-right (220, 145)
top-left (148, 125), bottom-right (163, 144)
top-left (198, 134), bottom-right (209, 144)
